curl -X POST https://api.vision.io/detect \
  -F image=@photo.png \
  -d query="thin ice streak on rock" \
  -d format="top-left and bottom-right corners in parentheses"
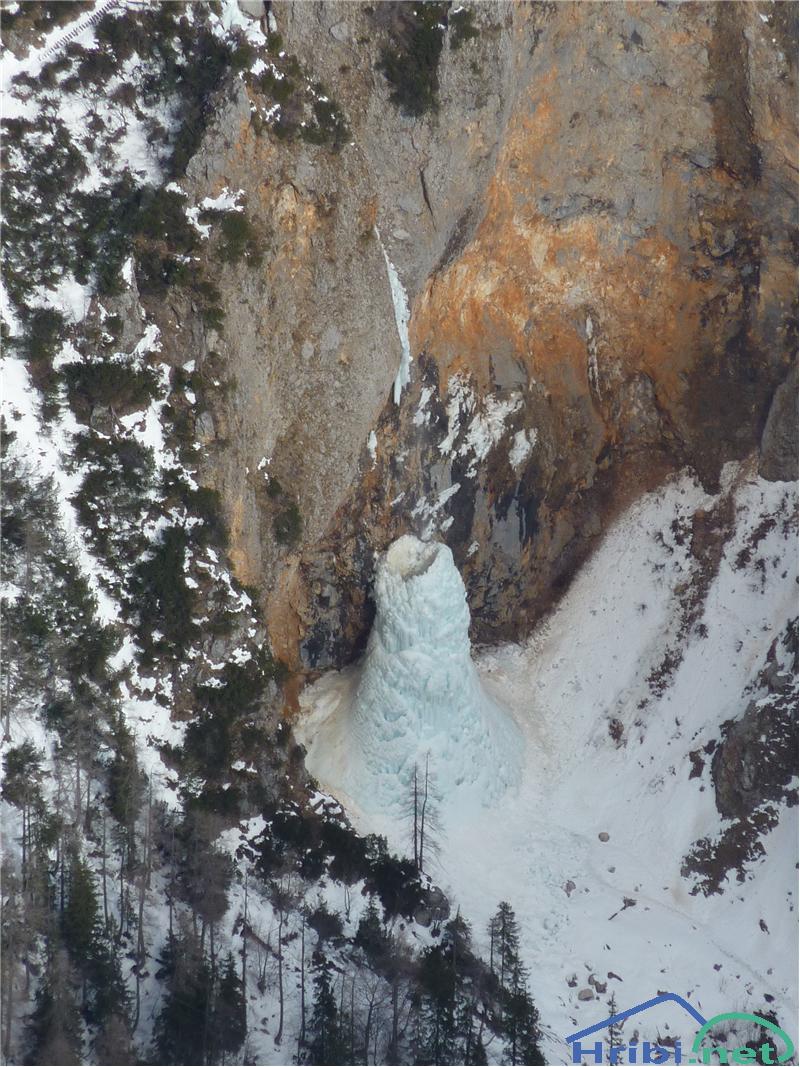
top-left (375, 227), bottom-right (412, 404)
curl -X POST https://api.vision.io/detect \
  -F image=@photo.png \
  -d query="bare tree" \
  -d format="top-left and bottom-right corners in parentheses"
top-left (361, 969), bottom-right (390, 1065)
top-left (406, 754), bottom-right (442, 873)
top-left (241, 869), bottom-right (249, 995)
top-left (1, 874), bottom-right (22, 1062)
top-left (269, 876), bottom-right (298, 1046)
top-left (133, 779), bottom-right (153, 1029)
top-left (298, 904), bottom-right (307, 1057)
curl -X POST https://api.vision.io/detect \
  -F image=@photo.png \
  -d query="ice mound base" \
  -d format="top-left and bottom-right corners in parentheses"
top-left (300, 535), bottom-right (522, 817)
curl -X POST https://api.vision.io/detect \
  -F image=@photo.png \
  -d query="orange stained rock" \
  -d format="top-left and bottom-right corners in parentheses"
top-left (227, 495), bottom-right (259, 587)
top-left (412, 189), bottom-right (715, 414)
top-left (266, 561), bottom-right (307, 674)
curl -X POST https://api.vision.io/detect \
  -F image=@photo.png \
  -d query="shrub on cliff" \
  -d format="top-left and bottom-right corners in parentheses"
top-left (377, 3), bottom-right (447, 117)
top-left (62, 358), bottom-right (159, 416)
top-left (132, 525), bottom-right (198, 661)
top-left (199, 208), bottom-right (262, 265)
top-left (16, 308), bottom-right (65, 364)
top-left (450, 7), bottom-right (480, 49)
top-left (274, 500), bottom-right (302, 546)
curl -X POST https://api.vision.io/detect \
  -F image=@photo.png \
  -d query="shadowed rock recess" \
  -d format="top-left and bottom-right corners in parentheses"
top-left (184, 1), bottom-right (797, 675)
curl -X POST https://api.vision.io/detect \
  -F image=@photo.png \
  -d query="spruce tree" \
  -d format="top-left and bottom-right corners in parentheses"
top-left (487, 902), bottom-right (545, 1065)
top-left (24, 949), bottom-right (82, 1067)
top-left (152, 927), bottom-right (211, 1065)
top-left (355, 896), bottom-right (388, 965)
top-left (94, 1012), bottom-right (135, 1066)
top-left (502, 960), bottom-right (544, 1066)
top-left (61, 853), bottom-right (100, 962)
top-left (85, 938), bottom-right (129, 1032)
top-left (606, 991), bottom-right (623, 1064)
top-left (213, 953), bottom-right (247, 1064)
top-left (488, 901), bottom-right (520, 993)
top-left (416, 941), bottom-right (458, 1064)
top-left (304, 952), bottom-right (346, 1065)
top-left (415, 916), bottom-right (477, 1065)
top-left (469, 1035), bottom-right (489, 1065)
top-left (58, 852), bottom-right (131, 1039)
top-left (2, 742), bottom-right (45, 892)
top-left (106, 711), bottom-right (144, 850)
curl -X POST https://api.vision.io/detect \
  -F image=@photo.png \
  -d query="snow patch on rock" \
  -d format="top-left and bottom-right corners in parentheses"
top-left (439, 373), bottom-right (523, 476)
top-left (509, 427), bottom-right (537, 470)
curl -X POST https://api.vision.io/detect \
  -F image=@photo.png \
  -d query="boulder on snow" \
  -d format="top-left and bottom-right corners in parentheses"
top-left (578, 988), bottom-right (596, 1001)
top-left (598, 831), bottom-right (610, 842)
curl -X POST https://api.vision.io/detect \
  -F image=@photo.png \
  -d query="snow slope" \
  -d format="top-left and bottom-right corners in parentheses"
top-left (299, 461), bottom-right (798, 1063)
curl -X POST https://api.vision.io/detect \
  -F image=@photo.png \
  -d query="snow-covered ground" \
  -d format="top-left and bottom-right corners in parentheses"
top-left (299, 461), bottom-right (798, 1063)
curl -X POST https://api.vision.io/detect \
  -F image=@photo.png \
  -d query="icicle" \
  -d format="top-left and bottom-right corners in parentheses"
top-left (375, 228), bottom-right (412, 405)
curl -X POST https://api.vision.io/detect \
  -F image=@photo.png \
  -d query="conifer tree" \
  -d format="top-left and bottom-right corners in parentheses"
top-left (59, 852), bottom-right (130, 1037)
top-left (488, 901), bottom-right (520, 993)
top-left (152, 926), bottom-right (211, 1065)
top-left (469, 1034), bottom-right (489, 1065)
top-left (213, 953), bottom-right (247, 1064)
top-left (24, 949), bottom-right (82, 1067)
top-left (2, 742), bottom-right (45, 892)
top-left (85, 938), bottom-right (129, 1032)
top-left (1, 872), bottom-right (23, 1063)
top-left (355, 895), bottom-right (392, 973)
top-left (94, 1012), bottom-right (135, 1066)
top-left (405, 755), bottom-right (442, 874)
top-left (502, 959), bottom-right (544, 1066)
top-left (416, 940), bottom-right (458, 1064)
top-left (412, 914), bottom-right (481, 1065)
top-left (304, 951), bottom-right (347, 1065)
top-left (268, 876), bottom-right (299, 1047)
top-left (455, 993), bottom-right (476, 1065)
top-left (606, 991), bottom-right (623, 1064)
top-left (61, 853), bottom-right (99, 963)
top-left (106, 711), bottom-right (144, 850)
top-left (487, 902), bottom-right (545, 1065)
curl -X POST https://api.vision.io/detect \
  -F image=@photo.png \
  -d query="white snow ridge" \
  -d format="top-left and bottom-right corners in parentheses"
top-left (299, 535), bottom-right (521, 817)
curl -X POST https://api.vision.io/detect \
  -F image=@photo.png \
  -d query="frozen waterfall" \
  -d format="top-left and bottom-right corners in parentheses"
top-left (299, 535), bottom-right (522, 817)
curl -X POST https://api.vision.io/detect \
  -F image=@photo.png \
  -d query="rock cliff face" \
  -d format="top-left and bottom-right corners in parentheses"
top-left (190, 1), bottom-right (797, 678)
